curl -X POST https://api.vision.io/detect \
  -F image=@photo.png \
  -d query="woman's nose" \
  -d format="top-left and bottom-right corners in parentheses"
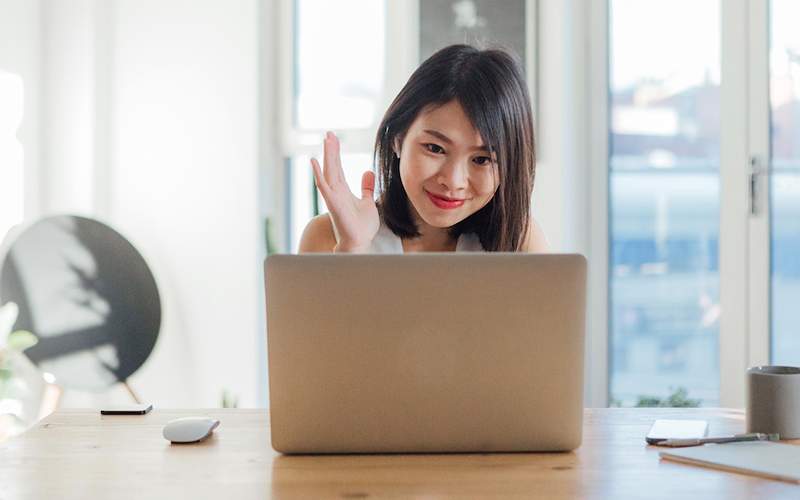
top-left (436, 158), bottom-right (469, 191)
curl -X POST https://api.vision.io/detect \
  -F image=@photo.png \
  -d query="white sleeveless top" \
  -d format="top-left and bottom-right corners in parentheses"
top-left (367, 221), bottom-right (485, 253)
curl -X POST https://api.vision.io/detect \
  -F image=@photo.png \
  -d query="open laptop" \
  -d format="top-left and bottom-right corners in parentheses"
top-left (265, 253), bottom-right (587, 454)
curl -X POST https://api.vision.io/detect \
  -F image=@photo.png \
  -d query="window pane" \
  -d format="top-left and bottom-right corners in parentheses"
top-left (419, 0), bottom-right (526, 66)
top-left (0, 70), bottom-right (25, 241)
top-left (770, 0), bottom-right (800, 364)
top-left (289, 153), bottom-right (374, 253)
top-left (295, 0), bottom-right (385, 130)
top-left (609, 0), bottom-right (721, 407)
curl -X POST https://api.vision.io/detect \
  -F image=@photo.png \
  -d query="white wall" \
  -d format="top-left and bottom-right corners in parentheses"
top-left (40, 0), bottom-right (95, 215)
top-left (35, 0), bottom-right (264, 408)
top-left (0, 0), bottom-right (42, 223)
top-left (257, 0), bottom-right (279, 407)
top-left (110, 0), bottom-right (262, 407)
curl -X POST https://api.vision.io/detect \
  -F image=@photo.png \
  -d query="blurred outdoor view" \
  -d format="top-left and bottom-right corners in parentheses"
top-left (610, 0), bottom-right (800, 406)
top-left (769, 0), bottom-right (800, 366)
top-left (609, 0), bottom-right (722, 406)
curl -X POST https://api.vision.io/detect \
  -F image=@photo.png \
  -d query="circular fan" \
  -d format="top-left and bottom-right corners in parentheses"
top-left (0, 215), bottom-right (160, 394)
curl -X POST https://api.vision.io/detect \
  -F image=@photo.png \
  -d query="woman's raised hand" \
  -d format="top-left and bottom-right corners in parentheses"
top-left (311, 131), bottom-right (380, 253)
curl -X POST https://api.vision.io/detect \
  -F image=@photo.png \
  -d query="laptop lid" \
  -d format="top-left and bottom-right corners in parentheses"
top-left (265, 253), bottom-right (587, 454)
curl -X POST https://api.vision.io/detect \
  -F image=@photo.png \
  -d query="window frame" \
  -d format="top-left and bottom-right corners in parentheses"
top-left (588, 0), bottom-right (772, 408)
top-left (277, 0), bottom-right (405, 253)
top-left (276, 0), bottom-right (772, 408)
top-left (277, 0), bottom-right (539, 253)
top-left (588, 0), bottom-right (610, 408)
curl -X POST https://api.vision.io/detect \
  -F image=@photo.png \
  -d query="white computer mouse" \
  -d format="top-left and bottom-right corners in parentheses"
top-left (163, 416), bottom-right (220, 443)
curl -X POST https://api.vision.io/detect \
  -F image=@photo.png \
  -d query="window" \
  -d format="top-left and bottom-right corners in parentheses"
top-left (608, 0), bottom-right (721, 406)
top-left (419, 0), bottom-right (527, 65)
top-left (284, 0), bottom-right (386, 253)
top-left (283, 0), bottom-right (534, 252)
top-left (770, 0), bottom-right (800, 364)
top-left (294, 1), bottom-right (385, 130)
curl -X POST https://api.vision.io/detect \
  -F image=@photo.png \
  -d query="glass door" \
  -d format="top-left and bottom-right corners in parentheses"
top-left (767, 0), bottom-right (800, 365)
top-left (608, 0), bottom-right (722, 407)
top-left (604, 0), bottom-right (783, 407)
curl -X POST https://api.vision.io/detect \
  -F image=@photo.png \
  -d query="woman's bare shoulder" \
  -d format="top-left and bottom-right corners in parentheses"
top-left (522, 217), bottom-right (550, 253)
top-left (298, 213), bottom-right (337, 253)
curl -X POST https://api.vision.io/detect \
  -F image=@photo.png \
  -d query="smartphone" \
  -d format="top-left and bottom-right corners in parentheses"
top-left (100, 403), bottom-right (153, 415)
top-left (646, 419), bottom-right (708, 445)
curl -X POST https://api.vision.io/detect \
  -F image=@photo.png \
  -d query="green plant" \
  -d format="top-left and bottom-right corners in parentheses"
top-left (634, 387), bottom-right (701, 408)
top-left (264, 217), bottom-right (277, 255)
top-left (0, 302), bottom-right (39, 400)
top-left (0, 302), bottom-right (43, 440)
top-left (0, 330), bottom-right (38, 398)
top-left (221, 389), bottom-right (239, 409)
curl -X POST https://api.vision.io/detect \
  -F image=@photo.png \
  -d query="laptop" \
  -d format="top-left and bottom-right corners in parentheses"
top-left (265, 253), bottom-right (587, 454)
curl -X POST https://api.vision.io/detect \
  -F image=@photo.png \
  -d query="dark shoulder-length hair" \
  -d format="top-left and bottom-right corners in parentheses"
top-left (374, 44), bottom-right (536, 252)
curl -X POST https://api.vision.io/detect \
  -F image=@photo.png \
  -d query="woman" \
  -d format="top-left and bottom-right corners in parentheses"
top-left (299, 44), bottom-right (548, 253)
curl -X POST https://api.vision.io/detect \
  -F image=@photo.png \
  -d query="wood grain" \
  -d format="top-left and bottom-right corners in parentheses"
top-left (1, 408), bottom-right (798, 499)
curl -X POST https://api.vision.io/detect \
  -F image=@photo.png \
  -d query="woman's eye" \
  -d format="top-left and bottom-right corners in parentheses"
top-left (473, 156), bottom-right (492, 166)
top-left (424, 143), bottom-right (444, 154)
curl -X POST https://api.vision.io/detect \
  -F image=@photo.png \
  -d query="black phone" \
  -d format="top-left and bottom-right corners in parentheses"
top-left (645, 419), bottom-right (708, 445)
top-left (100, 403), bottom-right (153, 415)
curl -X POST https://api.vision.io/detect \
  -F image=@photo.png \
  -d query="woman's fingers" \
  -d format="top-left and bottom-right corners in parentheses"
top-left (310, 158), bottom-right (330, 196)
top-left (315, 132), bottom-right (363, 209)
top-left (324, 131), bottom-right (346, 185)
top-left (361, 170), bottom-right (375, 201)
top-left (321, 135), bottom-right (336, 187)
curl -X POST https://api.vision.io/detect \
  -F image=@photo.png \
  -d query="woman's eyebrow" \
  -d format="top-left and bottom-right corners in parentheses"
top-left (422, 129), bottom-right (490, 152)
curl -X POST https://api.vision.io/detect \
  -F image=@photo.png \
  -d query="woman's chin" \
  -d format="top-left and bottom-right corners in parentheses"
top-left (417, 209), bottom-right (468, 228)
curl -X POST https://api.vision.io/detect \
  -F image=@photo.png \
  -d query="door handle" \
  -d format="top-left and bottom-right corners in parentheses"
top-left (749, 155), bottom-right (769, 216)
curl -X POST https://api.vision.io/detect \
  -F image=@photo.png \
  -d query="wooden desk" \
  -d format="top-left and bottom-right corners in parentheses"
top-left (1, 408), bottom-right (797, 499)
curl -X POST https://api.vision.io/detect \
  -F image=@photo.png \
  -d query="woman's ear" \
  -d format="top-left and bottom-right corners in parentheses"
top-left (392, 137), bottom-right (402, 158)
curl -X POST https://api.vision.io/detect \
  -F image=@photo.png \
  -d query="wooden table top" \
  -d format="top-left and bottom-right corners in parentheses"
top-left (1, 408), bottom-right (798, 499)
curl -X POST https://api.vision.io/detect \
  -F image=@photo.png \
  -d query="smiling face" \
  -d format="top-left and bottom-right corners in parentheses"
top-left (395, 100), bottom-right (500, 230)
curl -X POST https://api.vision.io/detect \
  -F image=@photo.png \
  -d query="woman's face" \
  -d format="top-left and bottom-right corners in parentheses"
top-left (395, 100), bottom-right (500, 230)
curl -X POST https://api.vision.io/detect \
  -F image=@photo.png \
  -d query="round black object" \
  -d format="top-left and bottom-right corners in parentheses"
top-left (0, 215), bottom-right (161, 391)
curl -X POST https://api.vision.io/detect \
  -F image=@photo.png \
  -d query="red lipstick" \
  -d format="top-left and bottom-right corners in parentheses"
top-left (425, 190), bottom-right (465, 209)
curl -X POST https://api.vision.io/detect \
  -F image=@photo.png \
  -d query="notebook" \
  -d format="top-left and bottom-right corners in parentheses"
top-left (660, 441), bottom-right (800, 484)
